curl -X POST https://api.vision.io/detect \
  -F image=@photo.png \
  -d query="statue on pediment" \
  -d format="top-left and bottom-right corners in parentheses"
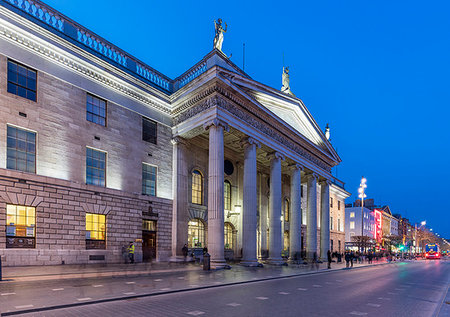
top-left (281, 66), bottom-right (293, 95)
top-left (214, 18), bottom-right (227, 52)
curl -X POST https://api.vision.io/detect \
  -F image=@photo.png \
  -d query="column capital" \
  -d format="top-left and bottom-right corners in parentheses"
top-left (266, 151), bottom-right (285, 161)
top-left (305, 172), bottom-right (319, 180)
top-left (203, 118), bottom-right (229, 132)
top-left (171, 136), bottom-right (187, 146)
top-left (240, 136), bottom-right (261, 149)
top-left (288, 163), bottom-right (304, 172)
top-left (319, 179), bottom-right (332, 186)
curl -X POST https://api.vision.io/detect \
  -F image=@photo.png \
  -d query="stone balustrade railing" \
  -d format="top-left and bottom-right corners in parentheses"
top-left (175, 60), bottom-right (208, 89)
top-left (5, 0), bottom-right (63, 31)
top-left (331, 177), bottom-right (345, 189)
top-left (136, 63), bottom-right (171, 91)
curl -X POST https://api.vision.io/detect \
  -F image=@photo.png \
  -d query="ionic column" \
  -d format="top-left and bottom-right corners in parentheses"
top-left (289, 164), bottom-right (303, 262)
top-left (320, 180), bottom-right (331, 260)
top-left (259, 173), bottom-right (268, 259)
top-left (171, 137), bottom-right (188, 260)
top-left (267, 152), bottom-right (285, 264)
top-left (241, 137), bottom-right (260, 266)
top-left (204, 119), bottom-right (228, 269)
top-left (306, 173), bottom-right (318, 259)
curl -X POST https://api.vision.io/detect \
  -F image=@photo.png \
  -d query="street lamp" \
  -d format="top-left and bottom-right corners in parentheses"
top-left (415, 220), bottom-right (426, 254)
top-left (358, 177), bottom-right (367, 252)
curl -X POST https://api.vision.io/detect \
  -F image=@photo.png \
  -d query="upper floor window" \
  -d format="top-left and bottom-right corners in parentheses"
top-left (330, 216), bottom-right (334, 230)
top-left (338, 200), bottom-right (341, 210)
top-left (6, 204), bottom-right (35, 248)
top-left (350, 221), bottom-right (355, 229)
top-left (86, 147), bottom-right (106, 187)
top-left (86, 93), bottom-right (106, 126)
top-left (224, 180), bottom-right (232, 210)
top-left (284, 198), bottom-right (290, 222)
top-left (86, 213), bottom-right (106, 249)
top-left (142, 163), bottom-right (157, 196)
top-left (338, 219), bottom-right (341, 231)
top-left (192, 170), bottom-right (203, 205)
top-left (142, 117), bottom-right (157, 144)
top-left (330, 197), bottom-right (333, 208)
top-left (7, 125), bottom-right (36, 173)
top-left (350, 212), bottom-right (355, 218)
top-left (7, 59), bottom-right (37, 101)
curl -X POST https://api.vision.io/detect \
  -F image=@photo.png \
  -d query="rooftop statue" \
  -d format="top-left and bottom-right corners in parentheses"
top-left (325, 123), bottom-right (330, 140)
top-left (213, 18), bottom-right (227, 52)
top-left (281, 66), bottom-right (294, 95)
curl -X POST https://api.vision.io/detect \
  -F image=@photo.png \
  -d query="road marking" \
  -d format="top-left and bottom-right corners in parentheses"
top-left (313, 284), bottom-right (322, 287)
top-left (395, 288), bottom-right (405, 291)
top-left (178, 277), bottom-right (185, 279)
top-left (189, 284), bottom-right (199, 287)
top-left (213, 281), bottom-right (222, 284)
top-left (336, 279), bottom-right (343, 282)
top-left (160, 288), bottom-right (171, 291)
top-left (367, 303), bottom-right (381, 307)
top-left (325, 282), bottom-right (333, 284)
top-left (125, 282), bottom-right (135, 285)
top-left (77, 298), bottom-right (92, 301)
top-left (267, 275), bottom-right (273, 278)
top-left (378, 297), bottom-right (391, 300)
top-left (349, 311), bottom-right (368, 316)
top-left (252, 277), bottom-right (259, 280)
top-left (387, 292), bottom-right (398, 295)
top-left (123, 292), bottom-right (136, 295)
top-left (256, 297), bottom-right (269, 300)
top-left (154, 279), bottom-right (163, 282)
top-left (52, 288), bottom-right (64, 291)
top-left (227, 303), bottom-right (241, 307)
top-left (1, 293), bottom-right (16, 296)
top-left (92, 285), bottom-right (103, 288)
top-left (278, 292), bottom-right (290, 295)
top-left (15, 305), bottom-right (33, 309)
top-left (297, 288), bottom-right (308, 291)
top-left (187, 311), bottom-right (205, 316)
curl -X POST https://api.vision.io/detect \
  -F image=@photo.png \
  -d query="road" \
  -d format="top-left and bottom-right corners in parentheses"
top-left (1, 260), bottom-right (449, 316)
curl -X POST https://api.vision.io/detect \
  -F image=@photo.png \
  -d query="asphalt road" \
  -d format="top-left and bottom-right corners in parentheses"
top-left (2, 260), bottom-right (449, 317)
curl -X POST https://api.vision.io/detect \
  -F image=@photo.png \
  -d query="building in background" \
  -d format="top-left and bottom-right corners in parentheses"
top-left (344, 206), bottom-right (374, 250)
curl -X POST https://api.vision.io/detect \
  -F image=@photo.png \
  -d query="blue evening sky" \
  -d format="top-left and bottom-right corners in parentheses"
top-left (43, 0), bottom-right (450, 237)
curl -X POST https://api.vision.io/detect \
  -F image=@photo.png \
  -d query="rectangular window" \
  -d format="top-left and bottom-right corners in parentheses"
top-left (86, 147), bottom-right (106, 186)
top-left (7, 59), bottom-right (37, 101)
top-left (338, 200), bottom-right (341, 210)
top-left (143, 220), bottom-right (156, 231)
top-left (142, 117), bottom-right (157, 144)
top-left (7, 125), bottom-right (36, 173)
top-left (330, 197), bottom-right (333, 208)
top-left (330, 216), bottom-right (334, 230)
top-left (338, 219), bottom-right (341, 231)
top-left (350, 212), bottom-right (355, 218)
top-left (142, 163), bottom-right (157, 196)
top-left (86, 213), bottom-right (106, 249)
top-left (6, 205), bottom-right (36, 248)
top-left (350, 221), bottom-right (355, 229)
top-left (86, 93), bottom-right (106, 126)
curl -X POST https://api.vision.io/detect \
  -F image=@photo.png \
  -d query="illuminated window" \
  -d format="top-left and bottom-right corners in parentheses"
top-left (338, 219), bottom-right (341, 231)
top-left (224, 180), bottom-right (231, 210)
top-left (86, 147), bottom-right (106, 187)
top-left (188, 218), bottom-right (205, 248)
top-left (142, 163), bottom-right (157, 196)
top-left (283, 231), bottom-right (289, 251)
top-left (192, 170), bottom-right (203, 205)
top-left (350, 221), bottom-right (355, 229)
top-left (142, 117), bottom-right (157, 144)
top-left (7, 59), bottom-right (37, 101)
top-left (7, 126), bottom-right (36, 173)
top-left (86, 93), bottom-right (106, 126)
top-left (350, 212), bottom-right (355, 218)
top-left (142, 220), bottom-right (156, 231)
top-left (6, 205), bottom-right (35, 248)
top-left (86, 213), bottom-right (106, 249)
top-left (224, 222), bottom-right (233, 249)
top-left (284, 199), bottom-right (290, 222)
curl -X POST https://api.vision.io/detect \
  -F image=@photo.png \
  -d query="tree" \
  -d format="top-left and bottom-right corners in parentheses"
top-left (351, 235), bottom-right (373, 252)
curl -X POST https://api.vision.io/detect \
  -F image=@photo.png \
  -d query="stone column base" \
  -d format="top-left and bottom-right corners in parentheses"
top-left (210, 260), bottom-right (227, 269)
top-left (266, 258), bottom-right (286, 265)
top-left (240, 260), bottom-right (262, 267)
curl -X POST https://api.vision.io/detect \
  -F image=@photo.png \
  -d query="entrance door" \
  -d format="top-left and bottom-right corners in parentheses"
top-left (143, 231), bottom-right (156, 262)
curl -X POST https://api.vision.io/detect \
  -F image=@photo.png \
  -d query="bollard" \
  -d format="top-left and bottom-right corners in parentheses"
top-left (203, 253), bottom-right (210, 271)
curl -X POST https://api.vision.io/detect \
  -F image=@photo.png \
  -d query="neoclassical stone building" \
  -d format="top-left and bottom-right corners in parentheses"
top-left (0, 0), bottom-right (349, 267)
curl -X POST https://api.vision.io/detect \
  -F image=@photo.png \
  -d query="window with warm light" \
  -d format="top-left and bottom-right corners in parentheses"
top-left (192, 170), bottom-right (203, 205)
top-left (283, 231), bottom-right (290, 251)
top-left (350, 212), bottom-right (355, 218)
top-left (188, 218), bottom-right (205, 248)
top-left (224, 180), bottom-right (231, 210)
top-left (86, 213), bottom-right (106, 249)
top-left (284, 198), bottom-right (290, 222)
top-left (350, 221), bottom-right (355, 229)
top-left (224, 222), bottom-right (233, 249)
top-left (6, 205), bottom-right (35, 248)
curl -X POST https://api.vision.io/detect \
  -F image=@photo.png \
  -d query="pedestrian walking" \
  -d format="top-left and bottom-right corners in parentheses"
top-left (127, 241), bottom-right (135, 264)
top-left (350, 251), bottom-right (354, 268)
top-left (345, 251), bottom-right (350, 268)
top-left (182, 244), bottom-right (188, 263)
top-left (327, 250), bottom-right (332, 269)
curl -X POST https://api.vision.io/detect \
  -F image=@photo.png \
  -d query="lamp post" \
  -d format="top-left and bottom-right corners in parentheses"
top-left (358, 177), bottom-right (367, 252)
top-left (415, 220), bottom-right (426, 254)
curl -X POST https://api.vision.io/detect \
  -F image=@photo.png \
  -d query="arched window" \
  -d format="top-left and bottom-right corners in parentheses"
top-left (284, 198), bottom-right (290, 222)
top-left (188, 218), bottom-right (206, 248)
top-left (224, 222), bottom-right (233, 249)
top-left (224, 180), bottom-right (231, 210)
top-left (192, 170), bottom-right (203, 205)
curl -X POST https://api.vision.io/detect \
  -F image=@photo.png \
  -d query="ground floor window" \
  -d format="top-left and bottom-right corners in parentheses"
top-left (86, 213), bottom-right (106, 249)
top-left (188, 218), bottom-right (206, 248)
top-left (338, 240), bottom-right (342, 252)
top-left (224, 222), bottom-right (233, 249)
top-left (283, 230), bottom-right (289, 252)
top-left (6, 205), bottom-right (35, 248)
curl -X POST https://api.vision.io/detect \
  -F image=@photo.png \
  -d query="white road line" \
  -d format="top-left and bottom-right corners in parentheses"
top-left (92, 285), bottom-right (103, 288)
top-left (313, 285), bottom-right (322, 287)
top-left (125, 282), bottom-right (135, 285)
top-left (349, 311), bottom-right (368, 316)
top-left (367, 303), bottom-right (381, 307)
top-left (378, 297), bottom-right (391, 300)
top-left (336, 279), bottom-right (343, 282)
top-left (227, 303), bottom-right (242, 307)
top-left (52, 288), bottom-right (64, 291)
top-left (123, 292), bottom-right (136, 295)
top-left (1, 293), bottom-right (16, 296)
top-left (387, 292), bottom-right (398, 295)
top-left (278, 292), bottom-right (290, 295)
top-left (213, 281), bottom-right (222, 284)
top-left (77, 298), bottom-right (92, 301)
top-left (256, 296), bottom-right (269, 300)
top-left (267, 275), bottom-right (273, 278)
top-left (160, 288), bottom-right (171, 291)
top-left (297, 288), bottom-right (308, 291)
top-left (14, 305), bottom-right (33, 309)
top-left (395, 288), bottom-right (405, 291)
top-left (177, 277), bottom-right (185, 279)
top-left (186, 311), bottom-right (205, 316)
top-left (154, 279), bottom-right (163, 282)
top-left (189, 284), bottom-right (199, 287)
